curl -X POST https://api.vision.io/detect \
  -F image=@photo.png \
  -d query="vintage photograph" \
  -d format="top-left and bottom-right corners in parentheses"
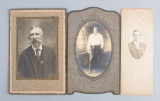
top-left (17, 18), bottom-right (58, 79)
top-left (68, 7), bottom-right (120, 94)
top-left (121, 8), bottom-right (153, 95)
top-left (128, 29), bottom-right (146, 59)
top-left (76, 21), bottom-right (112, 77)
top-left (10, 9), bottom-right (66, 94)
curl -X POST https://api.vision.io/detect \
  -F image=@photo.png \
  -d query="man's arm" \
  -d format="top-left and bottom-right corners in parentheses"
top-left (100, 34), bottom-right (104, 49)
top-left (18, 53), bottom-right (26, 77)
top-left (87, 35), bottom-right (91, 53)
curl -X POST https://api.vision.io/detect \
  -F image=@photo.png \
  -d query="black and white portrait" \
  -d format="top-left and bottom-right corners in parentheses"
top-left (128, 29), bottom-right (146, 59)
top-left (76, 21), bottom-right (112, 77)
top-left (10, 9), bottom-right (66, 94)
top-left (17, 18), bottom-right (58, 79)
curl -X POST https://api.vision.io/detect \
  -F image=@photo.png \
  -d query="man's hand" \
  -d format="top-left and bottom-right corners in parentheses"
top-left (87, 50), bottom-right (92, 54)
top-left (101, 45), bottom-right (103, 49)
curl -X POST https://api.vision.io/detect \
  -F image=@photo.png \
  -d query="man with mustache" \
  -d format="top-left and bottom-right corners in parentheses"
top-left (18, 25), bottom-right (56, 79)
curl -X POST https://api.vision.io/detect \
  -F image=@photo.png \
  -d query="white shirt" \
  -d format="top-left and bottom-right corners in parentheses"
top-left (32, 44), bottom-right (42, 56)
top-left (87, 33), bottom-right (104, 52)
top-left (134, 41), bottom-right (140, 49)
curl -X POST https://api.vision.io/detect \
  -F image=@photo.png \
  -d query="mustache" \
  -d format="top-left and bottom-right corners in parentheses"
top-left (29, 38), bottom-right (43, 44)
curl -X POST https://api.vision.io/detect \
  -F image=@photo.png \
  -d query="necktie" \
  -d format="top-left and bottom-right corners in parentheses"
top-left (35, 49), bottom-right (41, 60)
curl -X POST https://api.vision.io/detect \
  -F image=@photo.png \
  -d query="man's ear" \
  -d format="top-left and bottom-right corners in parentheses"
top-left (28, 36), bottom-right (31, 40)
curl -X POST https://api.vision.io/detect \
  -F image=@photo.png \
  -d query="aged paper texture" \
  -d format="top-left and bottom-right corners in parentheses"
top-left (121, 8), bottom-right (153, 95)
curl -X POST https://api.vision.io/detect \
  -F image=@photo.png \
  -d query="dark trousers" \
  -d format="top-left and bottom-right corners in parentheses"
top-left (90, 45), bottom-right (101, 72)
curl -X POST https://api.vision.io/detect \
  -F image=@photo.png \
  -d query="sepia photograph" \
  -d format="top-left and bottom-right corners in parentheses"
top-left (17, 18), bottom-right (58, 79)
top-left (128, 23), bottom-right (147, 59)
top-left (128, 29), bottom-right (146, 59)
top-left (68, 7), bottom-right (120, 94)
top-left (10, 9), bottom-right (66, 94)
top-left (121, 8), bottom-right (153, 95)
top-left (76, 21), bottom-right (112, 77)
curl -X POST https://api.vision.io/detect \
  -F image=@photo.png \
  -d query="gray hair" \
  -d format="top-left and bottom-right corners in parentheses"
top-left (133, 29), bottom-right (141, 35)
top-left (30, 25), bottom-right (43, 35)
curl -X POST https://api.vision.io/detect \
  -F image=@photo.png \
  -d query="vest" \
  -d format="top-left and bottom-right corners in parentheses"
top-left (34, 50), bottom-right (44, 78)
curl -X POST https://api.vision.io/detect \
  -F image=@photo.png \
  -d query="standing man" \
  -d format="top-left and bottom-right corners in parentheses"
top-left (129, 29), bottom-right (146, 59)
top-left (87, 27), bottom-right (104, 74)
top-left (18, 25), bottom-right (56, 79)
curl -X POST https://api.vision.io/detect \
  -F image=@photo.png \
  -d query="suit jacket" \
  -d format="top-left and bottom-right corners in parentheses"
top-left (18, 45), bottom-right (56, 78)
top-left (129, 42), bottom-right (146, 59)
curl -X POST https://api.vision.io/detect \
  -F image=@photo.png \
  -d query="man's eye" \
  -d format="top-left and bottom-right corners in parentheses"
top-left (35, 33), bottom-right (40, 35)
top-left (30, 34), bottom-right (34, 36)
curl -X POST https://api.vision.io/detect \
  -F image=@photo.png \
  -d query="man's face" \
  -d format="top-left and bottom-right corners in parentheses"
top-left (28, 27), bottom-right (44, 44)
top-left (133, 31), bottom-right (141, 42)
top-left (93, 28), bottom-right (98, 34)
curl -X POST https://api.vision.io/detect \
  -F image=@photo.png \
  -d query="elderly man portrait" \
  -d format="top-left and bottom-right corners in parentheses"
top-left (129, 29), bottom-right (146, 59)
top-left (87, 27), bottom-right (104, 74)
top-left (18, 25), bottom-right (56, 79)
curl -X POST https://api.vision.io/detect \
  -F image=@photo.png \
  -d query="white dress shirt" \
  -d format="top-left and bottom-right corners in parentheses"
top-left (87, 33), bottom-right (104, 52)
top-left (134, 41), bottom-right (140, 49)
top-left (32, 44), bottom-right (42, 56)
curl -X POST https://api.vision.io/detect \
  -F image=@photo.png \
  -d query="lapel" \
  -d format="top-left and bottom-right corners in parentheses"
top-left (139, 42), bottom-right (143, 50)
top-left (42, 45), bottom-right (48, 72)
top-left (27, 46), bottom-right (38, 78)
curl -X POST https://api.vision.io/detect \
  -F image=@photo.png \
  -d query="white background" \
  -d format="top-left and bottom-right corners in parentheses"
top-left (0, 0), bottom-right (160, 101)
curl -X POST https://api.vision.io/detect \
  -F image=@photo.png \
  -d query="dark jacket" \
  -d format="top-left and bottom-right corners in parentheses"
top-left (18, 45), bottom-right (56, 79)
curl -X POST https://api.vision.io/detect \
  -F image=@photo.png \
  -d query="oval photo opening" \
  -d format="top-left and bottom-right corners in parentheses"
top-left (76, 21), bottom-right (112, 77)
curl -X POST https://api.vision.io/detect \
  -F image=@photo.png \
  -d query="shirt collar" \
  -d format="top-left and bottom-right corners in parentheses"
top-left (134, 41), bottom-right (140, 45)
top-left (93, 33), bottom-right (98, 35)
top-left (32, 44), bottom-right (42, 51)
